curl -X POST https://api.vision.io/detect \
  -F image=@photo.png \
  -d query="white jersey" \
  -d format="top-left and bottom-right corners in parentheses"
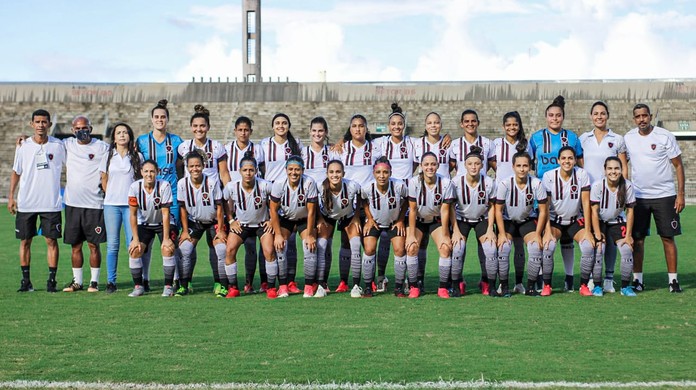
top-left (261, 137), bottom-right (304, 183)
top-left (493, 137), bottom-right (531, 183)
top-left (224, 178), bottom-right (273, 227)
top-left (318, 178), bottom-right (361, 220)
top-left (361, 178), bottom-right (408, 228)
top-left (624, 126), bottom-right (681, 198)
top-left (449, 135), bottom-right (495, 175)
top-left (578, 129), bottom-right (626, 183)
top-left (413, 136), bottom-right (451, 177)
top-left (64, 137), bottom-right (110, 209)
top-left (495, 175), bottom-right (547, 222)
top-left (99, 150), bottom-right (144, 207)
top-left (12, 136), bottom-right (66, 213)
top-left (178, 138), bottom-right (227, 185)
top-left (408, 175), bottom-right (456, 223)
top-left (177, 175), bottom-right (223, 224)
top-left (128, 179), bottom-right (173, 226)
top-left (302, 144), bottom-right (331, 184)
top-left (340, 139), bottom-right (383, 187)
top-left (591, 178), bottom-right (637, 224)
top-left (543, 167), bottom-right (591, 225)
top-left (451, 174), bottom-right (496, 222)
top-left (374, 136), bottom-right (415, 181)
top-left (270, 175), bottom-right (318, 220)
top-left (225, 140), bottom-right (264, 183)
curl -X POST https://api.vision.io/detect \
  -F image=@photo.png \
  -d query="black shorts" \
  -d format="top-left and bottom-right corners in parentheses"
top-left (186, 220), bottom-right (217, 241)
top-left (324, 215), bottom-right (354, 232)
top-left (63, 206), bottom-right (106, 245)
top-left (600, 221), bottom-right (628, 244)
top-left (233, 225), bottom-right (267, 241)
top-left (550, 219), bottom-right (585, 241)
top-left (633, 196), bottom-right (681, 238)
top-left (137, 224), bottom-right (179, 250)
top-left (279, 216), bottom-right (308, 234)
top-left (415, 218), bottom-right (443, 236)
top-left (504, 218), bottom-right (538, 238)
top-left (366, 225), bottom-right (401, 239)
top-left (15, 211), bottom-right (62, 240)
top-left (456, 219), bottom-right (489, 240)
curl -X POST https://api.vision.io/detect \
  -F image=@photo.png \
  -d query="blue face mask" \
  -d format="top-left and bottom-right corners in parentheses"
top-left (75, 129), bottom-right (91, 142)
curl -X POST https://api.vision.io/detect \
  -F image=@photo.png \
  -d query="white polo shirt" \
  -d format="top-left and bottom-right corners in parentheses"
top-left (578, 129), bottom-right (626, 184)
top-left (99, 150), bottom-right (144, 206)
top-left (64, 137), bottom-right (109, 209)
top-left (624, 126), bottom-right (681, 198)
top-left (13, 136), bottom-right (66, 213)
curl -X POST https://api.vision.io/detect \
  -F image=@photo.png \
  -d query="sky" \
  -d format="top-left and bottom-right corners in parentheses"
top-left (1, 0), bottom-right (696, 83)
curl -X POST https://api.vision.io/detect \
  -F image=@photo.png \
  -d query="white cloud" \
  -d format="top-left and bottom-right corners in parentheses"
top-left (174, 36), bottom-right (243, 82)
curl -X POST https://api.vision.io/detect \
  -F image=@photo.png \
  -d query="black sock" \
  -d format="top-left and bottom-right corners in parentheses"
top-left (352, 277), bottom-right (361, 287)
top-left (21, 266), bottom-right (30, 281)
top-left (48, 267), bottom-right (57, 282)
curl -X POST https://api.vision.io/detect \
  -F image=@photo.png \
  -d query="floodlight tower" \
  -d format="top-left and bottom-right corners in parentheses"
top-left (242, 0), bottom-right (261, 82)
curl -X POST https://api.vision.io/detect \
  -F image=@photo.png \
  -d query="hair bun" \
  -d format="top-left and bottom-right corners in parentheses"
top-left (552, 95), bottom-right (565, 108)
top-left (391, 102), bottom-right (402, 114)
top-left (515, 139), bottom-right (528, 153)
top-left (469, 145), bottom-right (482, 155)
top-left (157, 99), bottom-right (168, 108)
top-left (194, 104), bottom-right (209, 116)
top-left (243, 151), bottom-right (254, 160)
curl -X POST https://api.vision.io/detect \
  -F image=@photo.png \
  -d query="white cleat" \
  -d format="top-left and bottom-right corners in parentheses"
top-left (603, 279), bottom-right (616, 293)
top-left (314, 285), bottom-right (327, 298)
top-left (161, 285), bottom-right (174, 297)
top-left (350, 284), bottom-right (363, 298)
top-left (513, 283), bottom-right (526, 294)
top-left (128, 285), bottom-right (145, 297)
top-left (587, 279), bottom-right (595, 290)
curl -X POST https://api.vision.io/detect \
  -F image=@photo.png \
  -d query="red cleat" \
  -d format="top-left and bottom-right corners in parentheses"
top-left (266, 287), bottom-right (278, 299)
top-left (460, 281), bottom-right (467, 295)
top-left (303, 285), bottom-right (314, 298)
top-left (579, 284), bottom-right (592, 296)
top-left (541, 284), bottom-right (552, 296)
top-left (225, 286), bottom-right (240, 298)
top-left (243, 283), bottom-right (254, 294)
top-left (479, 281), bottom-right (490, 296)
top-left (259, 282), bottom-right (268, 293)
top-left (277, 284), bottom-right (289, 298)
top-left (287, 281), bottom-right (301, 294)
top-left (334, 280), bottom-right (349, 293)
top-left (437, 288), bottom-right (450, 299)
top-left (408, 286), bottom-right (420, 298)
top-left (371, 281), bottom-right (378, 292)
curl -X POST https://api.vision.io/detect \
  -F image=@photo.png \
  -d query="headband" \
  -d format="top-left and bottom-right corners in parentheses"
top-left (286, 158), bottom-right (304, 169)
top-left (373, 162), bottom-right (391, 171)
top-left (240, 159), bottom-right (257, 168)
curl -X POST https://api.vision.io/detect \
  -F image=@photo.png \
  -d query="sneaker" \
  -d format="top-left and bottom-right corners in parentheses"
top-left (259, 282), bottom-right (268, 293)
top-left (449, 286), bottom-right (461, 298)
top-left (63, 280), bottom-right (83, 292)
top-left (303, 285), bottom-right (314, 298)
top-left (496, 284), bottom-right (503, 295)
top-left (226, 286), bottom-right (241, 298)
top-left (266, 287), bottom-right (278, 299)
top-left (128, 285), bottom-right (145, 297)
top-left (213, 282), bottom-right (222, 295)
top-left (564, 277), bottom-right (574, 293)
top-left (479, 281), bottom-right (490, 296)
top-left (603, 279), bottom-right (616, 293)
top-left (244, 283), bottom-right (254, 294)
top-left (417, 280), bottom-right (425, 296)
top-left (376, 277), bottom-right (389, 292)
top-left (314, 285), bottom-right (327, 298)
top-left (106, 282), bottom-right (117, 294)
top-left (501, 288), bottom-right (512, 298)
top-left (87, 281), bottom-right (99, 293)
top-left (394, 287), bottom-right (407, 298)
top-left (437, 288), bottom-right (450, 298)
top-left (362, 286), bottom-right (373, 298)
top-left (46, 280), bottom-right (57, 293)
top-left (541, 284), bottom-right (552, 296)
top-left (669, 279), bottom-right (683, 293)
top-left (408, 286), bottom-right (420, 299)
top-left (143, 280), bottom-right (151, 293)
top-left (371, 281), bottom-right (378, 293)
top-left (350, 284), bottom-right (363, 298)
top-left (460, 281), bottom-right (467, 295)
top-left (335, 280), bottom-right (349, 293)
top-left (161, 285), bottom-right (174, 297)
top-left (174, 286), bottom-right (189, 297)
top-left (631, 279), bottom-right (644, 292)
top-left (17, 279), bottom-right (34, 292)
top-left (513, 283), bottom-right (526, 294)
top-left (579, 284), bottom-right (592, 296)
top-left (277, 284), bottom-right (289, 298)
top-left (620, 286), bottom-right (637, 297)
top-left (287, 281), bottom-right (301, 294)
top-left (489, 286), bottom-right (500, 297)
top-left (587, 279), bottom-right (595, 290)
top-left (592, 286), bottom-right (604, 296)
top-left (525, 288), bottom-right (540, 297)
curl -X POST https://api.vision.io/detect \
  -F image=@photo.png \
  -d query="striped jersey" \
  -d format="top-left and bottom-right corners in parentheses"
top-left (225, 140), bottom-right (264, 183)
top-left (63, 137), bottom-right (109, 209)
top-left (408, 175), bottom-right (456, 223)
top-left (374, 136), bottom-right (416, 181)
top-left (413, 136), bottom-right (451, 177)
top-left (542, 167), bottom-right (591, 225)
top-left (340, 140), bottom-right (383, 187)
top-left (495, 175), bottom-right (548, 222)
top-left (128, 179), bottom-right (173, 226)
top-left (136, 132), bottom-right (184, 191)
top-left (361, 178), bottom-right (408, 228)
top-left (590, 178), bottom-right (636, 224)
top-left (578, 130), bottom-right (626, 183)
top-left (302, 144), bottom-right (332, 184)
top-left (492, 137), bottom-right (531, 183)
top-left (448, 135), bottom-right (495, 175)
top-left (270, 175), bottom-right (318, 220)
top-left (177, 175), bottom-right (223, 224)
top-left (260, 137), bottom-right (304, 183)
top-left (451, 173), bottom-right (496, 222)
top-left (177, 138), bottom-right (227, 185)
top-left (224, 178), bottom-right (273, 227)
top-left (529, 128), bottom-right (583, 179)
top-left (318, 178), bottom-right (361, 220)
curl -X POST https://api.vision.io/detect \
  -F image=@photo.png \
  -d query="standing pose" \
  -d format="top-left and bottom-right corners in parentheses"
top-left (589, 157), bottom-right (636, 297)
top-left (100, 122), bottom-right (143, 293)
top-left (302, 116), bottom-right (332, 184)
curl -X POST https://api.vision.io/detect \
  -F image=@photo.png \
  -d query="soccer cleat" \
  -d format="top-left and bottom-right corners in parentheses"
top-left (128, 285), bottom-right (145, 297)
top-left (376, 276), bottom-right (389, 292)
top-left (579, 284), bottom-right (592, 296)
top-left (225, 286), bottom-right (241, 298)
top-left (46, 280), bottom-right (57, 293)
top-left (488, 286), bottom-right (500, 297)
top-left (449, 286), bottom-right (461, 298)
top-left (87, 281), bottom-right (99, 293)
top-left (631, 279), bottom-right (644, 292)
top-left (143, 280), bottom-right (151, 293)
top-left (669, 279), bottom-right (683, 293)
top-left (213, 282), bottom-right (222, 295)
top-left (350, 284), bottom-right (363, 298)
top-left (63, 280), bottom-right (83, 292)
top-left (603, 279), bottom-right (616, 293)
top-left (174, 286), bottom-right (189, 297)
top-left (417, 280), bottom-right (425, 296)
top-left (217, 285), bottom-right (228, 298)
top-left (362, 286), bottom-right (373, 298)
top-left (437, 288), bottom-right (450, 298)
top-left (287, 281), bottom-right (301, 294)
top-left (335, 280), bottom-right (349, 293)
top-left (371, 281), bottom-right (378, 293)
top-left (460, 281), bottom-right (467, 295)
top-left (408, 286), bottom-right (420, 299)
top-left (18, 279), bottom-right (34, 292)
top-left (259, 282), bottom-right (268, 293)
top-left (564, 277), bottom-right (574, 293)
top-left (501, 288), bottom-right (512, 298)
top-left (513, 283), bottom-right (526, 295)
top-left (105, 282), bottom-right (117, 294)
top-left (277, 284), bottom-right (289, 298)
top-left (592, 286), bottom-right (604, 297)
top-left (541, 284), bottom-right (552, 296)
top-left (394, 287), bottom-right (407, 298)
top-left (587, 279), bottom-right (595, 290)
top-left (303, 285), bottom-right (314, 298)
top-left (244, 283), bottom-right (254, 294)
top-left (161, 285), bottom-right (174, 297)
top-left (314, 285), bottom-right (327, 298)
top-left (620, 286), bottom-right (637, 297)
top-left (525, 288), bottom-right (540, 297)
top-left (266, 287), bottom-right (278, 299)
top-left (479, 280), bottom-right (490, 296)
top-left (496, 284), bottom-right (503, 295)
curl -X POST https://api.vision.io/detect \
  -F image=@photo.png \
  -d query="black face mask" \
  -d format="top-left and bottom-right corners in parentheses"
top-left (76, 129), bottom-right (91, 142)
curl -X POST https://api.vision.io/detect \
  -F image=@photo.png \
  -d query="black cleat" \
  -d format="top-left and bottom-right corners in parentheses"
top-left (143, 280), bottom-right (151, 293)
top-left (631, 279), bottom-right (644, 292)
top-left (18, 279), bottom-right (34, 292)
top-left (362, 286), bottom-right (373, 298)
top-left (46, 279), bottom-right (57, 293)
top-left (525, 288), bottom-right (540, 297)
top-left (669, 279), bottom-right (683, 293)
top-left (106, 282), bottom-right (117, 294)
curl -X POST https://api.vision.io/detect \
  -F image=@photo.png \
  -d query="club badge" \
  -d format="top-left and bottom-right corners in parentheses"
top-left (285, 147), bottom-right (292, 155)
top-left (651, 144), bottom-right (657, 150)
top-left (153, 197), bottom-right (161, 206)
top-left (48, 154), bottom-right (54, 160)
top-left (298, 194), bottom-right (305, 202)
top-left (166, 145), bottom-right (172, 152)
top-left (341, 198), bottom-right (349, 208)
top-left (254, 196), bottom-right (262, 207)
top-left (608, 142), bottom-right (614, 148)
top-left (388, 196), bottom-right (396, 206)
top-left (94, 226), bottom-right (102, 234)
top-left (570, 185), bottom-right (578, 194)
top-left (479, 191), bottom-right (486, 199)
top-left (322, 154), bottom-right (329, 163)
top-left (88, 154), bottom-right (95, 160)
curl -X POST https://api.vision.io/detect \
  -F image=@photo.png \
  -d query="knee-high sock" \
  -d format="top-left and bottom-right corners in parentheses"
top-left (590, 243), bottom-right (603, 285)
top-left (481, 240), bottom-right (497, 281)
top-left (276, 243), bottom-right (288, 285)
top-left (477, 242), bottom-right (486, 280)
top-left (405, 255), bottom-right (418, 285)
top-left (578, 240), bottom-right (596, 284)
top-left (561, 241), bottom-right (574, 277)
top-left (513, 237), bottom-right (525, 284)
top-left (258, 244), bottom-right (267, 283)
top-left (129, 257), bottom-right (143, 285)
top-left (303, 240), bottom-right (318, 285)
top-left (286, 232), bottom-right (297, 282)
top-left (350, 236), bottom-right (362, 286)
top-left (377, 231), bottom-right (390, 278)
top-left (316, 237), bottom-right (329, 284)
top-left (497, 240), bottom-right (512, 282)
top-left (142, 239), bottom-right (153, 280)
top-left (438, 257), bottom-right (451, 288)
top-left (362, 253), bottom-right (376, 285)
top-left (581, 241), bottom-right (598, 283)
top-left (325, 239), bottom-right (333, 283)
top-left (394, 255), bottom-right (407, 285)
top-left (451, 241), bottom-right (466, 283)
top-left (244, 237), bottom-right (257, 285)
top-left (526, 241), bottom-right (542, 284)
top-left (224, 263), bottom-right (238, 287)
top-left (418, 247), bottom-right (427, 282)
top-left (178, 240), bottom-right (195, 284)
top-left (181, 247), bottom-right (188, 280)
top-left (208, 245), bottom-right (220, 283)
top-left (604, 239), bottom-right (617, 280)
top-left (265, 260), bottom-right (278, 288)
top-left (215, 243), bottom-right (227, 286)
top-left (163, 256), bottom-right (176, 286)
top-left (618, 243), bottom-right (634, 285)
top-left (542, 240), bottom-right (557, 284)
top-left (339, 246), bottom-right (351, 283)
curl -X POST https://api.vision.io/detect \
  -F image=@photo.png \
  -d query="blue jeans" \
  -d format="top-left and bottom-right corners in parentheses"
top-left (104, 205), bottom-right (133, 284)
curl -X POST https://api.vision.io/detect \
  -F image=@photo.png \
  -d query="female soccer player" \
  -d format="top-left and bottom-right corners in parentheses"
top-left (588, 157), bottom-right (636, 297)
top-left (414, 112), bottom-right (452, 177)
top-left (302, 116), bottom-right (332, 184)
top-left (269, 155), bottom-right (319, 298)
top-left (316, 160), bottom-right (362, 297)
top-left (224, 152), bottom-right (277, 299)
top-left (359, 157), bottom-right (408, 298)
top-left (541, 146), bottom-right (594, 296)
top-left (127, 160), bottom-right (178, 297)
top-left (449, 109), bottom-right (496, 176)
top-left (406, 152), bottom-right (454, 299)
top-left (450, 146), bottom-right (497, 297)
top-left (176, 151), bottom-right (226, 297)
top-left (99, 122), bottom-right (142, 293)
top-left (494, 146), bottom-right (549, 296)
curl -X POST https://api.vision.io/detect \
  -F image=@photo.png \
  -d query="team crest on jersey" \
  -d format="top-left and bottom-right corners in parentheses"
top-left (434, 193), bottom-right (442, 202)
top-left (651, 144), bottom-right (656, 150)
top-left (570, 185), bottom-right (578, 194)
top-left (322, 154), bottom-right (329, 163)
top-left (298, 194), bottom-right (305, 202)
top-left (153, 197), bottom-right (161, 206)
top-left (166, 145), bottom-right (172, 152)
top-left (48, 154), bottom-right (54, 160)
top-left (400, 144), bottom-right (407, 153)
top-left (254, 196), bottom-right (262, 206)
top-left (608, 142), bottom-right (614, 148)
top-left (561, 135), bottom-right (568, 144)
top-left (478, 191), bottom-right (486, 199)
top-left (285, 147), bottom-right (292, 155)
top-left (202, 193), bottom-right (209, 201)
top-left (388, 196), bottom-right (396, 206)
top-left (364, 151), bottom-right (371, 158)
top-left (206, 151), bottom-right (213, 160)
top-left (88, 154), bottom-right (95, 160)
top-left (341, 198), bottom-right (349, 208)
top-left (439, 149), bottom-right (447, 156)
top-left (526, 193), bottom-right (534, 201)
top-left (94, 226), bottom-right (102, 234)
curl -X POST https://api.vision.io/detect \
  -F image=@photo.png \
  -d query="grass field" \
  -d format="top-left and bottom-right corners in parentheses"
top-left (1, 206), bottom-right (695, 389)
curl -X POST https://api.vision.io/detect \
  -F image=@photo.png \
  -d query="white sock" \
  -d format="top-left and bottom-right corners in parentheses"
top-left (668, 273), bottom-right (678, 283)
top-left (90, 267), bottom-right (100, 283)
top-left (72, 268), bottom-right (83, 285)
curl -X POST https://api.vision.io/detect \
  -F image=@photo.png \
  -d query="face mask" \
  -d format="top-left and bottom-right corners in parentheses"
top-left (76, 129), bottom-right (91, 142)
